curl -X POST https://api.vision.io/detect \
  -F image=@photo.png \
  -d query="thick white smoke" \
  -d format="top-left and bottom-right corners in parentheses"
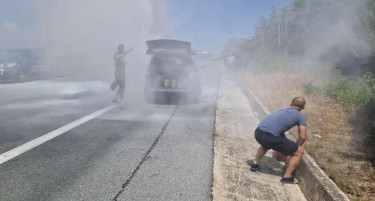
top-left (32, 0), bottom-right (169, 78)
top-left (296, 0), bottom-right (370, 62)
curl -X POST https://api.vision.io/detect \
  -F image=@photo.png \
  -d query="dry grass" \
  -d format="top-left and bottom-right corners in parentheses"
top-left (245, 69), bottom-right (375, 201)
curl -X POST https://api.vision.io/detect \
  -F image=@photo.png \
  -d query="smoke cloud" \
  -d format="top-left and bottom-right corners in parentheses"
top-left (29, 0), bottom-right (169, 78)
top-left (296, 0), bottom-right (370, 62)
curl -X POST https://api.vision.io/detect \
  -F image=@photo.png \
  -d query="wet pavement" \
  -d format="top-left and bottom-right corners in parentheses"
top-left (0, 62), bottom-right (219, 201)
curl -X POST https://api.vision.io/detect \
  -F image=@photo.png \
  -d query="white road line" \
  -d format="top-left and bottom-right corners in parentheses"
top-left (243, 80), bottom-right (295, 136)
top-left (243, 84), bottom-right (271, 115)
top-left (0, 104), bottom-right (117, 165)
top-left (0, 77), bottom-right (71, 89)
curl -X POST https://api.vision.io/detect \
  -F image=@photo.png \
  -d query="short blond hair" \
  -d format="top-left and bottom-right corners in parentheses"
top-left (291, 97), bottom-right (306, 110)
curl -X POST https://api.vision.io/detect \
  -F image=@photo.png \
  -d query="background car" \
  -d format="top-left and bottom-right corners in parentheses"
top-left (144, 39), bottom-right (201, 104)
top-left (0, 48), bottom-right (50, 82)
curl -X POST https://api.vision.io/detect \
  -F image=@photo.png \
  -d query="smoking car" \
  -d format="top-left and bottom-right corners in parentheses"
top-left (144, 39), bottom-right (201, 104)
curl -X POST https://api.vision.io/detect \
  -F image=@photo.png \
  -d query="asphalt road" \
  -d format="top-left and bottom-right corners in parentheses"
top-left (0, 62), bottom-right (219, 201)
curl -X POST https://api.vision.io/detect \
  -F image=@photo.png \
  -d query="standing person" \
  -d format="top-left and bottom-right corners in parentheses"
top-left (113, 44), bottom-right (133, 108)
top-left (250, 97), bottom-right (308, 184)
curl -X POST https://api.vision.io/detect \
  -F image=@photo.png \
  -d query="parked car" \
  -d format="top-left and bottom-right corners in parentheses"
top-left (0, 48), bottom-right (50, 82)
top-left (144, 39), bottom-right (201, 104)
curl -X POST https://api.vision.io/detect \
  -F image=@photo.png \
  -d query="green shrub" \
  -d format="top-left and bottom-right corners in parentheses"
top-left (305, 73), bottom-right (375, 156)
top-left (325, 73), bottom-right (375, 112)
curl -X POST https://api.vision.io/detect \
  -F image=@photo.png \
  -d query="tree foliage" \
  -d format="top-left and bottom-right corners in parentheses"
top-left (222, 0), bottom-right (375, 76)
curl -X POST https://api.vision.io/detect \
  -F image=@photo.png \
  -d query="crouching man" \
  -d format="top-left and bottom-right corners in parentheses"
top-left (250, 97), bottom-right (308, 184)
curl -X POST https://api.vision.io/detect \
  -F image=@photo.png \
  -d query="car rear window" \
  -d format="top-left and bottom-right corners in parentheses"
top-left (151, 53), bottom-right (192, 68)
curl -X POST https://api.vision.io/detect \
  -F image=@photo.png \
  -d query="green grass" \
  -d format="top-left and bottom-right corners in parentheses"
top-left (304, 73), bottom-right (375, 112)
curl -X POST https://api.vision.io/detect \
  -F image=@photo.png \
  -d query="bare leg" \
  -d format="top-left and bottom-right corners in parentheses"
top-left (282, 157), bottom-right (290, 174)
top-left (118, 88), bottom-right (124, 104)
top-left (283, 146), bottom-right (304, 178)
top-left (113, 89), bottom-right (120, 103)
top-left (116, 87), bottom-right (124, 109)
top-left (113, 90), bottom-right (117, 103)
top-left (253, 146), bottom-right (268, 165)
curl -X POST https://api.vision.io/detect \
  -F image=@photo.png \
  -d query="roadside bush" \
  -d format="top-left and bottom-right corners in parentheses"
top-left (304, 73), bottom-right (375, 112)
top-left (326, 73), bottom-right (375, 112)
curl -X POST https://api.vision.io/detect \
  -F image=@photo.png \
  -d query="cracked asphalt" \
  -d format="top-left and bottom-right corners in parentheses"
top-left (0, 62), bottom-right (219, 201)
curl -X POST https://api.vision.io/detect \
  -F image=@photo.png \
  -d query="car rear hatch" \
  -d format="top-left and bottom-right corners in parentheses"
top-left (146, 39), bottom-right (193, 55)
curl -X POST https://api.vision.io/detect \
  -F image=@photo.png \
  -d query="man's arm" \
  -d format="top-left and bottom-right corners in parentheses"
top-left (296, 125), bottom-right (307, 146)
top-left (124, 48), bottom-right (133, 55)
top-left (114, 48), bottom-right (133, 59)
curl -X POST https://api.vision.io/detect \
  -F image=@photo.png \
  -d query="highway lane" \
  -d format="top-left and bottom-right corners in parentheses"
top-left (0, 77), bottom-right (113, 154)
top-left (0, 61), bottom-right (219, 201)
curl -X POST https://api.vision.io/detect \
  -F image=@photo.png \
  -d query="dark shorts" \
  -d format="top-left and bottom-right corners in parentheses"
top-left (254, 127), bottom-right (298, 156)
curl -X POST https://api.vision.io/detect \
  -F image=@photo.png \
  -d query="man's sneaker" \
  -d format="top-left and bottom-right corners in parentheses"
top-left (250, 163), bottom-right (259, 172)
top-left (280, 177), bottom-right (299, 184)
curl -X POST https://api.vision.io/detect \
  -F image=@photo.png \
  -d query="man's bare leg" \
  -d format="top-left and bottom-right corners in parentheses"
top-left (118, 88), bottom-right (125, 108)
top-left (283, 146), bottom-right (304, 178)
top-left (253, 146), bottom-right (268, 165)
top-left (283, 157), bottom-right (290, 174)
top-left (113, 89), bottom-right (120, 103)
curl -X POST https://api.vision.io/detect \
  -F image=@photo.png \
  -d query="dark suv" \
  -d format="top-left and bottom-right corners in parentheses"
top-left (144, 39), bottom-right (201, 104)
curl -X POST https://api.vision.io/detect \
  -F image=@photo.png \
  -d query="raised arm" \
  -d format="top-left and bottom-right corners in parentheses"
top-left (114, 48), bottom-right (133, 60)
top-left (296, 125), bottom-right (307, 146)
top-left (124, 48), bottom-right (133, 55)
